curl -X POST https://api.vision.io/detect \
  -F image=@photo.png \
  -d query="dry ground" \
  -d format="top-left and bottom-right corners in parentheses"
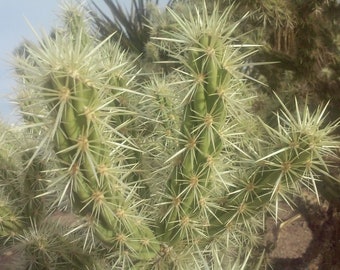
top-left (266, 189), bottom-right (340, 270)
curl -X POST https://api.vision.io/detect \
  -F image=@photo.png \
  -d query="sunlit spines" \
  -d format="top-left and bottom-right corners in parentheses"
top-left (209, 95), bottom-right (340, 233)
top-left (4, 1), bottom-right (340, 269)
top-left (155, 2), bottom-right (254, 248)
top-left (13, 6), bottom-right (161, 265)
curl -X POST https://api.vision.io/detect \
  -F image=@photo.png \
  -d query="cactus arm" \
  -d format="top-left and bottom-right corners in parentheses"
top-left (14, 11), bottom-right (161, 265)
top-left (208, 96), bottom-right (340, 235)
top-left (157, 4), bottom-right (240, 246)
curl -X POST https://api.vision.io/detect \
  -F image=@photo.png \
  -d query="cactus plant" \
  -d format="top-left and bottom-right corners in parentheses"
top-left (1, 1), bottom-right (340, 269)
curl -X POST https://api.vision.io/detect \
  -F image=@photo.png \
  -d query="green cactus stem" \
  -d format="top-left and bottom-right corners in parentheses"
top-left (208, 96), bottom-right (340, 234)
top-left (14, 7), bottom-right (160, 266)
top-left (154, 3), bottom-right (257, 246)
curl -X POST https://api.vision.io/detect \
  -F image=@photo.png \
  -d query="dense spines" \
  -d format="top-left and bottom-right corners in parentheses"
top-left (150, 3), bottom-right (340, 267)
top-left (154, 3), bottom-right (255, 249)
top-left (0, 124), bottom-right (100, 269)
top-left (1, 1), bottom-right (340, 269)
top-left (0, 128), bottom-right (49, 236)
top-left (208, 97), bottom-right (340, 235)
top-left (0, 196), bottom-right (23, 238)
top-left (13, 7), bottom-right (161, 266)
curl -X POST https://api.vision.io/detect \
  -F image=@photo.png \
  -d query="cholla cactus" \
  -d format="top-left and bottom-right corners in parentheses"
top-left (0, 1), bottom-right (339, 269)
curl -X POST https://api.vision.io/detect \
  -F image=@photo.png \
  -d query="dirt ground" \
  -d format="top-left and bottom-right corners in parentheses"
top-left (265, 189), bottom-right (340, 270)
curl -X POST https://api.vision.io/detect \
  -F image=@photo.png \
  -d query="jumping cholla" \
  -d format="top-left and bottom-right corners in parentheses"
top-left (0, 1), bottom-right (339, 269)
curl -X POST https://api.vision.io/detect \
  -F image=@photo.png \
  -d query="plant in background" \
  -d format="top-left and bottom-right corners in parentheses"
top-left (91, 0), bottom-right (161, 54)
top-left (225, 0), bottom-right (340, 118)
top-left (0, 1), bottom-right (339, 269)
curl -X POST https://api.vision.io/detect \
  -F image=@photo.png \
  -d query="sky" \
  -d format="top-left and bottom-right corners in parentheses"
top-left (0, 0), bottom-right (60, 124)
top-left (0, 0), bottom-right (167, 125)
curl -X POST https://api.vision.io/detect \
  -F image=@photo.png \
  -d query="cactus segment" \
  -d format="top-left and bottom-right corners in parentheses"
top-left (11, 9), bottom-right (162, 265)
top-left (158, 4), bottom-right (237, 245)
top-left (208, 96), bottom-right (340, 234)
top-left (0, 204), bottom-right (23, 236)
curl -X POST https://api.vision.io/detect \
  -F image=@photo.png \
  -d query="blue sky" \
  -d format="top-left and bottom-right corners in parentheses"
top-left (0, 0), bottom-right (65, 124)
top-left (0, 0), bottom-right (167, 124)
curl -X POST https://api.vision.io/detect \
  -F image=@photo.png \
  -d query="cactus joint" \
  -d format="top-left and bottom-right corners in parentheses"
top-left (59, 86), bottom-right (71, 102)
top-left (77, 135), bottom-right (89, 152)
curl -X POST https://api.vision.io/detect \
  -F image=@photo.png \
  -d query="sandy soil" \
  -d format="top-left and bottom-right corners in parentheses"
top-left (265, 189), bottom-right (340, 270)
